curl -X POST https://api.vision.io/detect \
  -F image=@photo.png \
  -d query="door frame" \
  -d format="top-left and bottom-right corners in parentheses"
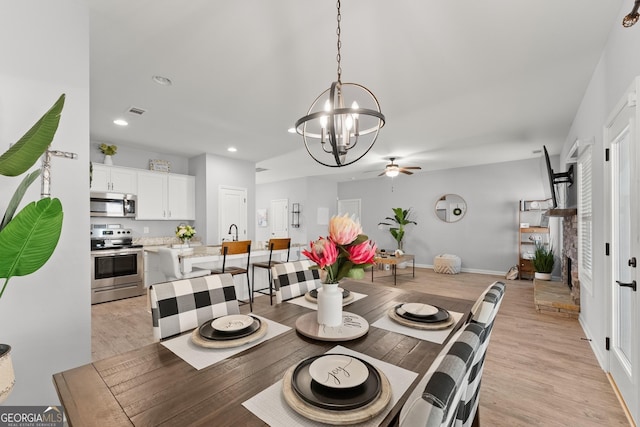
top-left (604, 77), bottom-right (639, 424)
top-left (218, 185), bottom-right (248, 242)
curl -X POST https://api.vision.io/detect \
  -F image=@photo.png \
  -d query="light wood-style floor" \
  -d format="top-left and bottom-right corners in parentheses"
top-left (92, 268), bottom-right (631, 426)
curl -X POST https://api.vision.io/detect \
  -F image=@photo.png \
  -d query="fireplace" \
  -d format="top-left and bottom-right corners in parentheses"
top-left (550, 208), bottom-right (580, 305)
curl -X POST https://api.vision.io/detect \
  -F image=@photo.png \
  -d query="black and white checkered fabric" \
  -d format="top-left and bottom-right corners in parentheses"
top-left (400, 322), bottom-right (484, 427)
top-left (455, 281), bottom-right (506, 427)
top-left (150, 274), bottom-right (240, 341)
top-left (272, 260), bottom-right (321, 303)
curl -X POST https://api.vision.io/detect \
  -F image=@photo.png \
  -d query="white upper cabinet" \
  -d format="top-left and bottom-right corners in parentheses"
top-left (136, 170), bottom-right (195, 220)
top-left (91, 164), bottom-right (137, 194)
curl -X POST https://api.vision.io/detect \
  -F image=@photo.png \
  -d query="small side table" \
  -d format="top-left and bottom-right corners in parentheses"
top-left (371, 254), bottom-right (415, 286)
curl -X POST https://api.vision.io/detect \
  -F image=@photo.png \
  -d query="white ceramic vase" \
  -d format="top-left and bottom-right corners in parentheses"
top-left (103, 155), bottom-right (113, 165)
top-left (317, 283), bottom-right (343, 327)
top-left (535, 272), bottom-right (552, 281)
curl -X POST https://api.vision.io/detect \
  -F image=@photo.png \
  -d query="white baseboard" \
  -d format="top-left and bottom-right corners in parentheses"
top-left (415, 264), bottom-right (505, 277)
top-left (579, 316), bottom-right (608, 371)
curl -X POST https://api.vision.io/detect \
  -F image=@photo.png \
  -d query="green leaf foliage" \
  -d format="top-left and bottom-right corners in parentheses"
top-left (378, 207), bottom-right (417, 247)
top-left (0, 94), bottom-right (65, 177)
top-left (532, 242), bottom-right (554, 273)
top-left (0, 169), bottom-right (41, 230)
top-left (0, 198), bottom-right (63, 298)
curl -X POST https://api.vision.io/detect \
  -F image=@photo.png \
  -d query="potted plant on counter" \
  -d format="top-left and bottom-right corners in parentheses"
top-left (99, 143), bottom-right (117, 165)
top-left (533, 241), bottom-right (555, 280)
top-left (0, 94), bottom-right (66, 403)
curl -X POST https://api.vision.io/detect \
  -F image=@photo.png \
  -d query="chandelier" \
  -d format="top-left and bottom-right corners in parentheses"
top-left (295, 0), bottom-right (385, 167)
top-left (623, 0), bottom-right (640, 27)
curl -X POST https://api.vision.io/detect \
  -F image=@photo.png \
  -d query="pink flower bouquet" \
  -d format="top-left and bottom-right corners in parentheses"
top-left (302, 214), bottom-right (377, 284)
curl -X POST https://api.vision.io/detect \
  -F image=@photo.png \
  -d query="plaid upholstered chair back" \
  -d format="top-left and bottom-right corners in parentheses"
top-left (399, 323), bottom-right (484, 427)
top-left (456, 281), bottom-right (506, 427)
top-left (272, 260), bottom-right (321, 303)
top-left (150, 274), bottom-right (240, 341)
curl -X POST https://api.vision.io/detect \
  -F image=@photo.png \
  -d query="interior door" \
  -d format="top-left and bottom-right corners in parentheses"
top-left (270, 199), bottom-right (288, 238)
top-left (219, 186), bottom-right (247, 242)
top-left (605, 79), bottom-right (639, 423)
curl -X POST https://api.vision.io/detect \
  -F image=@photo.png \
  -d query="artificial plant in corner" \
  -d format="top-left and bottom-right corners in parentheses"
top-left (0, 94), bottom-right (65, 299)
top-left (378, 207), bottom-right (417, 251)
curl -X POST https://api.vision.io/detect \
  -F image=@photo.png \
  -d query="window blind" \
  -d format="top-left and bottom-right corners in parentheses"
top-left (578, 145), bottom-right (593, 293)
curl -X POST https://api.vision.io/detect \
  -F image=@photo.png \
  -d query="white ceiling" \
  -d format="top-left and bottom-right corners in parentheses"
top-left (88, 0), bottom-right (623, 184)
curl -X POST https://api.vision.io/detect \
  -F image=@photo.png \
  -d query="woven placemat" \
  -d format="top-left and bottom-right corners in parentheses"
top-left (304, 292), bottom-right (355, 306)
top-left (191, 318), bottom-right (268, 349)
top-left (387, 307), bottom-right (455, 330)
top-left (281, 362), bottom-right (392, 425)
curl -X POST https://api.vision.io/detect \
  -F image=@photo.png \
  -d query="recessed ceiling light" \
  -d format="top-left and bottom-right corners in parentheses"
top-left (152, 75), bottom-right (172, 86)
top-left (113, 119), bottom-right (128, 126)
top-left (227, 147), bottom-right (237, 152)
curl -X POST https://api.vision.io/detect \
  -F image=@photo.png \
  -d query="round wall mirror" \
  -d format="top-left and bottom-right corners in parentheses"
top-left (435, 194), bottom-right (467, 223)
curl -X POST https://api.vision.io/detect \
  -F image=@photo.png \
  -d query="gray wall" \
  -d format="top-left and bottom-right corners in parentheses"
top-left (89, 141), bottom-right (190, 174)
top-left (255, 176), bottom-right (339, 246)
top-left (561, 2), bottom-right (640, 368)
top-left (338, 157), bottom-right (552, 274)
top-left (193, 153), bottom-right (256, 245)
top-left (0, 1), bottom-right (90, 405)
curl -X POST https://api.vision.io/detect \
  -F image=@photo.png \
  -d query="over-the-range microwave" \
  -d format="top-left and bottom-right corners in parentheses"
top-left (90, 192), bottom-right (136, 218)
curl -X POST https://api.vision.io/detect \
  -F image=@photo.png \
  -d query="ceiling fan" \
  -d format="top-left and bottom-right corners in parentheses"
top-left (378, 158), bottom-right (422, 177)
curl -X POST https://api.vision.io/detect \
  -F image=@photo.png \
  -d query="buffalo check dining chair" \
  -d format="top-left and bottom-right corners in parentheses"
top-left (150, 273), bottom-right (240, 341)
top-left (455, 281), bottom-right (506, 427)
top-left (399, 322), bottom-right (484, 427)
top-left (272, 260), bottom-right (321, 304)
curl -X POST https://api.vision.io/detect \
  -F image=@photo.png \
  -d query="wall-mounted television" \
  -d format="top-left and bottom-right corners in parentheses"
top-left (543, 145), bottom-right (574, 209)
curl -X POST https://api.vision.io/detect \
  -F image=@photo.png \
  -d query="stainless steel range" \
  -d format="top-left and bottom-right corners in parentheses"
top-left (90, 224), bottom-right (144, 304)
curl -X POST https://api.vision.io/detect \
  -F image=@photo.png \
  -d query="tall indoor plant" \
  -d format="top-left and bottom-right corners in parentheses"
top-left (532, 241), bottom-right (554, 280)
top-left (0, 94), bottom-right (66, 403)
top-left (378, 207), bottom-right (417, 251)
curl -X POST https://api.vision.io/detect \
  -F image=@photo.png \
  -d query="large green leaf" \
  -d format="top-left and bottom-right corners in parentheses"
top-left (0, 198), bottom-right (63, 287)
top-left (0, 94), bottom-right (65, 177)
top-left (0, 169), bottom-right (41, 231)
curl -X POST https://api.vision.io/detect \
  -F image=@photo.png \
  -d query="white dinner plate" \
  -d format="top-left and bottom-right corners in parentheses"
top-left (308, 354), bottom-right (369, 389)
top-left (211, 314), bottom-right (254, 332)
top-left (400, 303), bottom-right (439, 317)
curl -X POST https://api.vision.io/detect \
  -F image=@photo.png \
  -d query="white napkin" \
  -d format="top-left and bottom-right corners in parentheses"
top-left (242, 345), bottom-right (418, 427)
top-left (371, 310), bottom-right (464, 344)
top-left (286, 291), bottom-right (367, 310)
top-left (161, 315), bottom-right (291, 370)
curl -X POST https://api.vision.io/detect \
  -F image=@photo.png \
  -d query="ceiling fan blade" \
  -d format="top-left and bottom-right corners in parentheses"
top-left (378, 171), bottom-right (387, 176)
top-left (403, 166), bottom-right (421, 170)
top-left (400, 170), bottom-right (414, 175)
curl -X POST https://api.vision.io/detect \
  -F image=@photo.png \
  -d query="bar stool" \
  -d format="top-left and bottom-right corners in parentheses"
top-left (251, 238), bottom-right (291, 305)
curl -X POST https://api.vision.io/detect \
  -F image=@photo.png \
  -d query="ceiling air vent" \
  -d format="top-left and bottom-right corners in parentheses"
top-left (127, 106), bottom-right (146, 116)
top-left (256, 167), bottom-right (268, 173)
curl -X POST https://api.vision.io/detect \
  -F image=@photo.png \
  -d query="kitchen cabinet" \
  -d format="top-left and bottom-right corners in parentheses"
top-left (91, 164), bottom-right (137, 193)
top-left (136, 170), bottom-right (195, 220)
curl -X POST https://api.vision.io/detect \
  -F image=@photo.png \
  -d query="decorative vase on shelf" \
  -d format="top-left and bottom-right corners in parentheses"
top-left (0, 344), bottom-right (15, 404)
top-left (317, 282), bottom-right (343, 327)
top-left (103, 155), bottom-right (113, 165)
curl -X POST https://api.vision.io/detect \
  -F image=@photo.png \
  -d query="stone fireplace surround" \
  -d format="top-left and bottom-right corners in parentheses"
top-left (549, 208), bottom-right (579, 305)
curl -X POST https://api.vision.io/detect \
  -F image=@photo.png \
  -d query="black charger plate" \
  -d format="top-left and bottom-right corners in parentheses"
top-left (291, 354), bottom-right (381, 411)
top-left (198, 316), bottom-right (261, 341)
top-left (308, 288), bottom-right (351, 299)
top-left (395, 304), bottom-right (450, 324)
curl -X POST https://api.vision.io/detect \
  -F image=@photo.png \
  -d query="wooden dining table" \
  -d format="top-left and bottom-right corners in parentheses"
top-left (53, 280), bottom-right (474, 426)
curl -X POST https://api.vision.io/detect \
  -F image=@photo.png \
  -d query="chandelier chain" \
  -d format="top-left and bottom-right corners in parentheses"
top-left (336, 0), bottom-right (342, 82)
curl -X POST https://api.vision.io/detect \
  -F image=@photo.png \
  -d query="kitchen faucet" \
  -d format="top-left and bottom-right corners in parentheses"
top-left (228, 224), bottom-right (238, 241)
